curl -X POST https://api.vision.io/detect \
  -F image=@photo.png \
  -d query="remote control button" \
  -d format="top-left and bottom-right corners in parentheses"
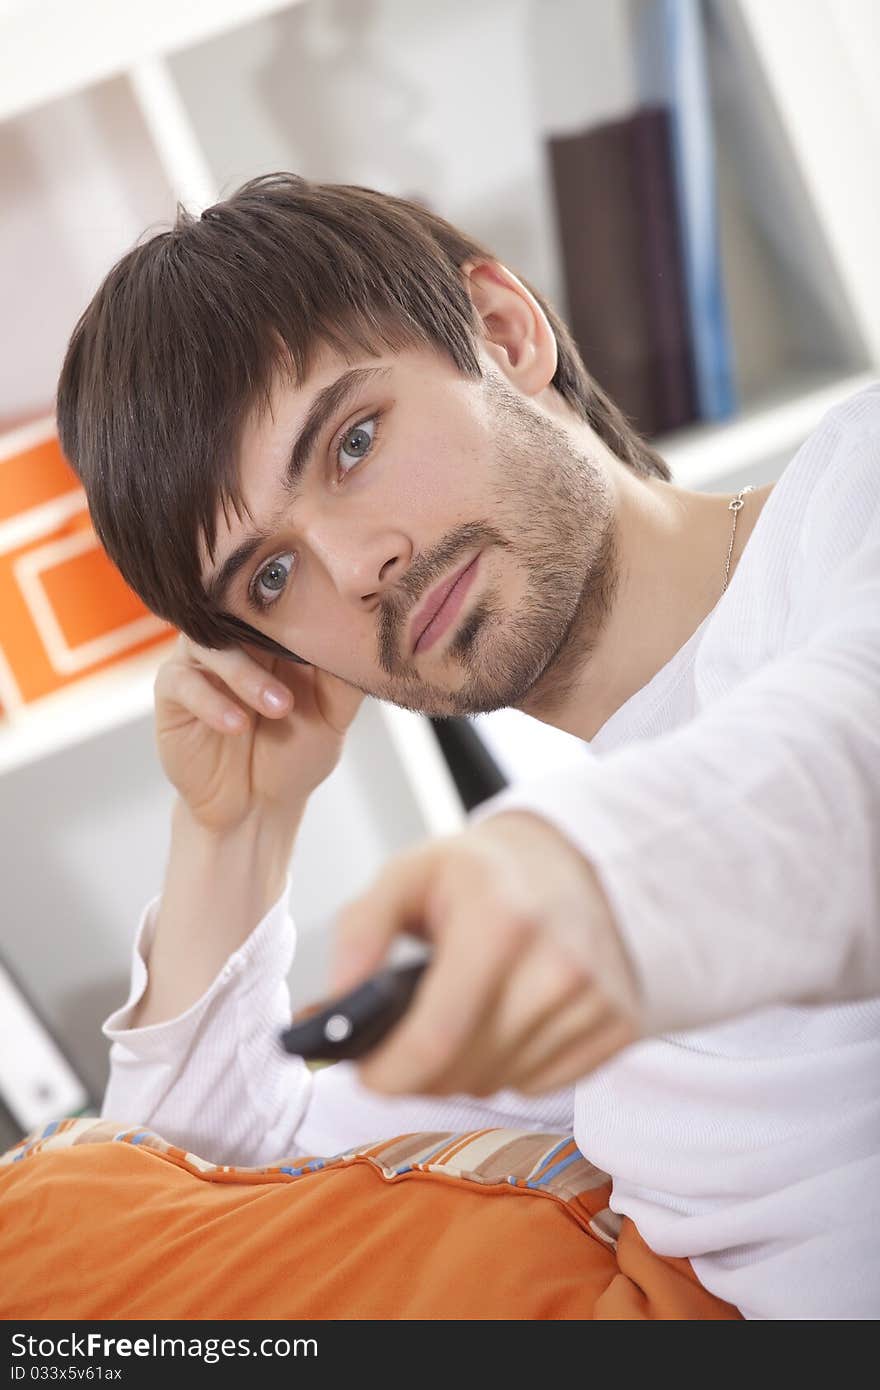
top-left (324, 1013), bottom-right (353, 1043)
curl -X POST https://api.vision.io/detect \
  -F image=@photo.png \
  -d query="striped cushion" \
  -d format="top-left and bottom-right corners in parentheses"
top-left (2, 1114), bottom-right (622, 1249)
top-left (0, 1116), bottom-right (741, 1320)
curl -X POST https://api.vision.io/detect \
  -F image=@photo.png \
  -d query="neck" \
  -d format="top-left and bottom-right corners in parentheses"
top-left (519, 461), bottom-right (773, 742)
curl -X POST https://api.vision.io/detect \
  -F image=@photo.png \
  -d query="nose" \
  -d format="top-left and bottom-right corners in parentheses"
top-left (308, 522), bottom-right (414, 606)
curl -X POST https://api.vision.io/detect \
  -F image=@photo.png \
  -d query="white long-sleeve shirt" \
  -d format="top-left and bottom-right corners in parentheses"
top-left (102, 383), bottom-right (880, 1320)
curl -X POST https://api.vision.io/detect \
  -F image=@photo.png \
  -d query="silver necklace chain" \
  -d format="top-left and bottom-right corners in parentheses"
top-left (721, 485), bottom-right (756, 595)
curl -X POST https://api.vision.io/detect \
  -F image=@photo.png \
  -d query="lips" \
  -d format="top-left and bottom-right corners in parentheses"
top-left (410, 553), bottom-right (480, 655)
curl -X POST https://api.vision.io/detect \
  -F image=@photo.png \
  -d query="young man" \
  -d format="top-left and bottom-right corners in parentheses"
top-left (57, 174), bottom-right (878, 1320)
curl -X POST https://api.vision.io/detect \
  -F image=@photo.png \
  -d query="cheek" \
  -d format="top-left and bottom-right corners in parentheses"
top-left (383, 430), bottom-right (487, 526)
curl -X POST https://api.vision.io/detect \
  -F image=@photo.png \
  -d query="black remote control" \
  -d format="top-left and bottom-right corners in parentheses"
top-left (279, 958), bottom-right (430, 1062)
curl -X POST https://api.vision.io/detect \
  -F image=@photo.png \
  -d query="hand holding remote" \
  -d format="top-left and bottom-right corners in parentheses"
top-left (309, 812), bottom-right (643, 1098)
top-left (280, 957), bottom-right (430, 1062)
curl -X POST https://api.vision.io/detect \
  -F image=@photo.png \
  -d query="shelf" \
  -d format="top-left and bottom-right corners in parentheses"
top-left (716, 0), bottom-right (880, 367)
top-left (655, 367), bottom-right (877, 489)
top-left (0, 642), bottom-right (171, 777)
top-left (0, 629), bottom-right (465, 841)
top-left (0, 0), bottom-right (303, 124)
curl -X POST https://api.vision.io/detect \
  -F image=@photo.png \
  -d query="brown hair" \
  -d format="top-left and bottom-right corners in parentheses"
top-left (56, 172), bottom-right (670, 653)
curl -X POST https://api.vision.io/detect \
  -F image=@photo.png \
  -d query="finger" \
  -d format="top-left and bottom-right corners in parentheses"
top-left (329, 840), bottom-right (453, 994)
top-left (172, 637), bottom-right (294, 720)
top-left (492, 987), bottom-right (614, 1093)
top-left (509, 1014), bottom-right (638, 1096)
top-left (453, 946), bottom-right (601, 1095)
top-left (155, 661), bottom-right (253, 735)
top-left (354, 890), bottom-right (533, 1095)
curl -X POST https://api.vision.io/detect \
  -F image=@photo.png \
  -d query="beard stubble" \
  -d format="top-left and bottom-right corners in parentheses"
top-left (370, 376), bottom-right (619, 720)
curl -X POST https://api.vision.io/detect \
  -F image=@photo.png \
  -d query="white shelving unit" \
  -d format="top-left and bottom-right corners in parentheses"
top-left (0, 0), bottom-right (301, 126)
top-left (1, 0), bottom-right (877, 1098)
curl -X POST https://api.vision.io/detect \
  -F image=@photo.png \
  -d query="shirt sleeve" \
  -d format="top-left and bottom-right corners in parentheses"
top-left (470, 427), bottom-right (880, 1036)
top-left (100, 876), bottom-right (575, 1168)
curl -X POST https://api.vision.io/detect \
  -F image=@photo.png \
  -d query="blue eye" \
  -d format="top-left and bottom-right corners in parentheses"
top-left (337, 416), bottom-right (376, 472)
top-left (249, 552), bottom-right (294, 613)
top-left (246, 412), bottom-right (381, 616)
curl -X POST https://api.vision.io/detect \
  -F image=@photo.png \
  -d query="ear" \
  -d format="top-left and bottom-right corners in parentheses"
top-left (462, 260), bottom-right (558, 397)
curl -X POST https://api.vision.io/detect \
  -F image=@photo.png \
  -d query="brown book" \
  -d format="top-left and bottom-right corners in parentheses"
top-left (547, 105), bottom-right (698, 437)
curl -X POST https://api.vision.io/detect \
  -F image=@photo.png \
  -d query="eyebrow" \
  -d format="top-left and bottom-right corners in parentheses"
top-left (204, 365), bottom-right (391, 610)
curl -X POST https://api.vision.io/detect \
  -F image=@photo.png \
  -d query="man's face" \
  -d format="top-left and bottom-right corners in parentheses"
top-left (202, 342), bottom-right (616, 718)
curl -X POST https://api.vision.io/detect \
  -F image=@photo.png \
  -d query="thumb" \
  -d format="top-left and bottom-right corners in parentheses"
top-left (329, 840), bottom-right (448, 995)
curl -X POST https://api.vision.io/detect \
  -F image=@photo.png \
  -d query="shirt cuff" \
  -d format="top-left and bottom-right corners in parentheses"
top-left (101, 871), bottom-right (295, 1060)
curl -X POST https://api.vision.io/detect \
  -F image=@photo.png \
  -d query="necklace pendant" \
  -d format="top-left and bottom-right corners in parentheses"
top-left (728, 484), bottom-right (755, 513)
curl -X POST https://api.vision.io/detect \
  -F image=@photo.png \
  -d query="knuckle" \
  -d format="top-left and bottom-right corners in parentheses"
top-left (469, 1078), bottom-right (496, 1098)
top-left (455, 837), bottom-right (499, 881)
top-left (183, 636), bottom-right (217, 670)
top-left (372, 847), bottom-right (424, 898)
top-left (516, 1077), bottom-right (542, 1096)
top-left (551, 948), bottom-right (592, 1000)
top-left (334, 897), bottom-right (367, 937)
top-left (408, 1022), bottom-right (454, 1076)
top-left (333, 899), bottom-right (380, 955)
top-left (429, 1076), bottom-right (458, 1098)
top-left (155, 660), bottom-right (191, 704)
top-left (487, 904), bottom-right (540, 954)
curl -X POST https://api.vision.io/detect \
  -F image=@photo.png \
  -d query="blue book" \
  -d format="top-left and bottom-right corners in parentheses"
top-left (633, 0), bottom-right (738, 421)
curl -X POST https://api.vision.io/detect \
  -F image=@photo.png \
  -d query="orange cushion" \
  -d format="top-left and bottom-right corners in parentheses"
top-left (0, 1118), bottom-right (742, 1320)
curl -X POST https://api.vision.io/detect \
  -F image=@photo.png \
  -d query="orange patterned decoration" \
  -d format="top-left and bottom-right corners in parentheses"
top-left (0, 420), bottom-right (175, 711)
